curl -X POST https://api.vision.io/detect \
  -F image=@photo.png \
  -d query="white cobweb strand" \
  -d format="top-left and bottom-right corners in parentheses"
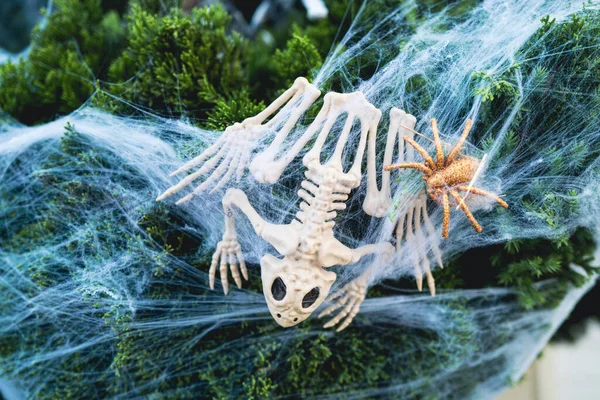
top-left (0, 99), bottom-right (598, 398)
top-left (0, 105), bottom-right (597, 399)
top-left (356, 275), bottom-right (598, 400)
top-left (2, 0), bottom-right (600, 397)
top-left (150, 0), bottom-right (600, 290)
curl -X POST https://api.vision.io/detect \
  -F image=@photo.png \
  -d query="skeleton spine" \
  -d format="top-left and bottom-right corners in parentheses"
top-left (295, 167), bottom-right (346, 261)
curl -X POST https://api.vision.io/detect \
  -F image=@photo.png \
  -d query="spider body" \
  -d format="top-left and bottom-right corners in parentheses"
top-left (426, 157), bottom-right (479, 189)
top-left (384, 118), bottom-right (508, 239)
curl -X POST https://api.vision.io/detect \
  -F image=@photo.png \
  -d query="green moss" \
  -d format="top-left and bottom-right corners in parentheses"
top-left (107, 4), bottom-right (250, 119)
top-left (0, 0), bottom-right (126, 124)
top-left (105, 295), bottom-right (481, 399)
top-left (270, 33), bottom-right (323, 92)
top-left (446, 228), bottom-right (597, 309)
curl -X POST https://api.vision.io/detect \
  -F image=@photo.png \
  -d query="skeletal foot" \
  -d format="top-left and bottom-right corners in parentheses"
top-left (318, 277), bottom-right (367, 332)
top-left (209, 238), bottom-right (248, 295)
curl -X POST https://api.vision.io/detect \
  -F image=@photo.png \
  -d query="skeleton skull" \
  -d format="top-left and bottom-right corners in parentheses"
top-left (261, 254), bottom-right (336, 327)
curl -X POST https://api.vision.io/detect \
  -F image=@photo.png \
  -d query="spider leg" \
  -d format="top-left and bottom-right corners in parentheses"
top-left (430, 119), bottom-right (445, 169)
top-left (456, 185), bottom-right (509, 208)
top-left (446, 118), bottom-right (473, 165)
top-left (428, 189), bottom-right (440, 204)
top-left (403, 135), bottom-right (437, 170)
top-left (441, 191), bottom-right (451, 239)
top-left (384, 162), bottom-right (432, 175)
top-left (450, 189), bottom-right (482, 233)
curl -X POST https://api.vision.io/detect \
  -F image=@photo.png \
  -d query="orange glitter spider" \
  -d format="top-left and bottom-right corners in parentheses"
top-left (384, 118), bottom-right (508, 239)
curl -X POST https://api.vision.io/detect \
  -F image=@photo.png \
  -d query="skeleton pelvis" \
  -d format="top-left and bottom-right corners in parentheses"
top-left (260, 254), bottom-right (336, 328)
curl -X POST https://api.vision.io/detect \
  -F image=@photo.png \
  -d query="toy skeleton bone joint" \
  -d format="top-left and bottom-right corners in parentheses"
top-left (157, 77), bottom-right (508, 331)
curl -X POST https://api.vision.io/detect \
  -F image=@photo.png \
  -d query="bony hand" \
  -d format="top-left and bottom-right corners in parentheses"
top-left (318, 276), bottom-right (367, 332)
top-left (156, 122), bottom-right (263, 204)
top-left (412, 256), bottom-right (436, 296)
top-left (209, 237), bottom-right (248, 295)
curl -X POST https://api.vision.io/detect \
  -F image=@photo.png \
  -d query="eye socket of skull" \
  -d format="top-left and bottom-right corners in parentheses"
top-left (271, 277), bottom-right (287, 301)
top-left (301, 287), bottom-right (320, 308)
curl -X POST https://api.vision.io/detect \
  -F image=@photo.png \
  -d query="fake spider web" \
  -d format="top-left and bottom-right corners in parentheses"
top-left (1, 0), bottom-right (600, 398)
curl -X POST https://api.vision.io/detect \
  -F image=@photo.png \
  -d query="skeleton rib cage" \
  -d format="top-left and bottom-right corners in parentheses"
top-left (158, 77), bottom-right (445, 331)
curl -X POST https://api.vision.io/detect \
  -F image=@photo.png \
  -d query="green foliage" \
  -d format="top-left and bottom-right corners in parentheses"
top-left (0, 0), bottom-right (126, 124)
top-left (130, 0), bottom-right (181, 15)
top-left (466, 10), bottom-right (600, 313)
top-left (205, 89), bottom-right (265, 131)
top-left (472, 67), bottom-right (519, 102)
top-left (446, 228), bottom-right (597, 310)
top-left (107, 4), bottom-right (252, 119)
top-left (495, 229), bottom-right (596, 309)
top-left (270, 33), bottom-right (323, 91)
top-left (478, 10), bottom-right (600, 149)
top-left (523, 189), bottom-right (579, 229)
top-left (0, 1), bottom-right (330, 127)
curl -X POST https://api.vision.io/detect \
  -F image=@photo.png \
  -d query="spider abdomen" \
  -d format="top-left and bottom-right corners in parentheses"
top-left (427, 157), bottom-right (479, 189)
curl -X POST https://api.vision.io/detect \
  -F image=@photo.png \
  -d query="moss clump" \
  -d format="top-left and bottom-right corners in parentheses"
top-left (107, 4), bottom-right (251, 118)
top-left (0, 1), bottom-right (327, 128)
top-left (0, 0), bottom-right (127, 124)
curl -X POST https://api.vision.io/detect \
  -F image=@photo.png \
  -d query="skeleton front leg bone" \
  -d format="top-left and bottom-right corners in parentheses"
top-left (211, 188), bottom-right (300, 294)
top-left (320, 192), bottom-right (441, 331)
top-left (321, 109), bottom-right (444, 331)
top-left (157, 77), bottom-right (321, 202)
top-left (363, 107), bottom-right (443, 289)
top-left (363, 108), bottom-right (417, 217)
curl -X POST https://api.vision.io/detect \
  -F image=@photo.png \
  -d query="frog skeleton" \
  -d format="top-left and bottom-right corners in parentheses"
top-left (157, 77), bottom-right (441, 331)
